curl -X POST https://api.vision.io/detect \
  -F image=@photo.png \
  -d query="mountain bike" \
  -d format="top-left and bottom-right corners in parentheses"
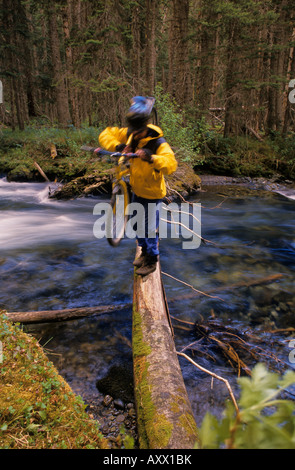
top-left (81, 146), bottom-right (136, 247)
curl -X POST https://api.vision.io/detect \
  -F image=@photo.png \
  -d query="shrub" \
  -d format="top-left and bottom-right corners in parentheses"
top-left (199, 363), bottom-right (295, 449)
top-left (154, 85), bottom-right (202, 165)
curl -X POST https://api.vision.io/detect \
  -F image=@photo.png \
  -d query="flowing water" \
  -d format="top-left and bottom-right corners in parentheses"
top-left (0, 177), bottom-right (295, 432)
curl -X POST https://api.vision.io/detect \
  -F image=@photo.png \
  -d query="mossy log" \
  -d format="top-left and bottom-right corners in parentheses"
top-left (132, 247), bottom-right (199, 449)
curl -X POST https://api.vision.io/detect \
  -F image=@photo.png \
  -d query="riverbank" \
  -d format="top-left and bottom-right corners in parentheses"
top-left (0, 312), bottom-right (110, 449)
top-left (0, 125), bottom-right (294, 199)
top-left (198, 174), bottom-right (295, 200)
top-left (0, 126), bottom-right (202, 199)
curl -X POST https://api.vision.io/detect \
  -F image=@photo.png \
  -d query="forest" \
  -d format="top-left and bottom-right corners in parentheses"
top-left (1, 0), bottom-right (294, 140)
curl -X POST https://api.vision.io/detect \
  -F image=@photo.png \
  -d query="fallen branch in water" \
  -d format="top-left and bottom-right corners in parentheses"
top-left (170, 315), bottom-right (194, 326)
top-left (161, 204), bottom-right (218, 246)
top-left (169, 273), bottom-right (284, 303)
top-left (177, 351), bottom-right (240, 415)
top-left (5, 303), bottom-right (130, 324)
top-left (34, 161), bottom-right (50, 182)
top-left (268, 327), bottom-right (295, 334)
top-left (186, 316), bottom-right (286, 377)
top-left (162, 271), bottom-right (225, 302)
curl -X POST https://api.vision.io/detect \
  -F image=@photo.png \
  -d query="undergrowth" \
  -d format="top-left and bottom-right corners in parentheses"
top-left (0, 124), bottom-right (107, 182)
top-left (0, 109), bottom-right (294, 183)
top-left (194, 130), bottom-right (295, 180)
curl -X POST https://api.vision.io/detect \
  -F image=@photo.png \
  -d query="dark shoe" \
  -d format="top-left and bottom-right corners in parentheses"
top-left (133, 253), bottom-right (145, 267)
top-left (136, 254), bottom-right (158, 276)
top-left (133, 250), bottom-right (146, 267)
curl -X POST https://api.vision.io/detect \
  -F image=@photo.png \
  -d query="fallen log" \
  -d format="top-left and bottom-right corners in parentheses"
top-left (6, 273), bottom-right (282, 325)
top-left (34, 161), bottom-right (50, 182)
top-left (246, 125), bottom-right (264, 142)
top-left (132, 246), bottom-right (199, 449)
top-left (5, 303), bottom-right (129, 324)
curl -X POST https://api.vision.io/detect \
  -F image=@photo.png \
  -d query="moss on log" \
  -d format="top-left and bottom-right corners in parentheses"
top-left (132, 247), bottom-right (199, 449)
top-left (165, 162), bottom-right (201, 200)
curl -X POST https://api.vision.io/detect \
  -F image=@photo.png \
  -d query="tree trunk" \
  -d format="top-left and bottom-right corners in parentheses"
top-left (223, 22), bottom-right (244, 137)
top-left (283, 28), bottom-right (295, 134)
top-left (47, 3), bottom-right (71, 127)
top-left (197, 1), bottom-right (217, 116)
top-left (131, 2), bottom-right (142, 88)
top-left (145, 0), bottom-right (157, 94)
top-left (132, 247), bottom-right (199, 449)
top-left (62, 0), bottom-right (81, 127)
top-left (3, 0), bottom-right (26, 129)
top-left (266, 0), bottom-right (293, 134)
top-left (168, 0), bottom-right (191, 105)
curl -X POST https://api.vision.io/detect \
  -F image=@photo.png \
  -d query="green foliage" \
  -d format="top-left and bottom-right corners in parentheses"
top-left (199, 363), bottom-right (295, 449)
top-left (154, 85), bottom-right (202, 165)
top-left (0, 122), bottom-right (100, 152)
top-left (196, 130), bottom-right (295, 179)
top-left (271, 133), bottom-right (295, 161)
top-left (215, 0), bottom-right (278, 27)
top-left (0, 124), bottom-right (106, 182)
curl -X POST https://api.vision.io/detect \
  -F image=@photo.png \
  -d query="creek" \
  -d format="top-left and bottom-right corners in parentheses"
top-left (0, 177), bottom-right (294, 441)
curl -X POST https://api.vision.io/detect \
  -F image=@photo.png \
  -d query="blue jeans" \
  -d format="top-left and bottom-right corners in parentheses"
top-left (132, 193), bottom-right (162, 257)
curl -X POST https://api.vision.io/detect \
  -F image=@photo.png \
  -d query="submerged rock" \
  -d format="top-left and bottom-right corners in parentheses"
top-left (96, 364), bottom-right (134, 404)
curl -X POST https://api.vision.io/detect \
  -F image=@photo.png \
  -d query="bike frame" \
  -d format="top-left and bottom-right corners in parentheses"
top-left (81, 146), bottom-right (136, 246)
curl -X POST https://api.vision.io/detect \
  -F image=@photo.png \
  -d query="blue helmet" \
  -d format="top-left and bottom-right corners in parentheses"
top-left (126, 96), bottom-right (155, 130)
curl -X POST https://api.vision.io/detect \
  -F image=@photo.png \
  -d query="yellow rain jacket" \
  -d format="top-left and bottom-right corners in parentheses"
top-left (99, 124), bottom-right (177, 199)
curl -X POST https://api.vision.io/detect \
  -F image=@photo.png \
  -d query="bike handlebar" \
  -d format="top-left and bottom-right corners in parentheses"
top-left (80, 146), bottom-right (137, 159)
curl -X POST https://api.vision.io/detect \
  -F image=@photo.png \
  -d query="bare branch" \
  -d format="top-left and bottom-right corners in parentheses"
top-left (161, 271), bottom-right (225, 301)
top-left (177, 352), bottom-right (240, 415)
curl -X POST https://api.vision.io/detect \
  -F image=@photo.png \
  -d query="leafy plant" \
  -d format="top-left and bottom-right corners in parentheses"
top-left (154, 85), bottom-right (199, 164)
top-left (199, 363), bottom-right (295, 449)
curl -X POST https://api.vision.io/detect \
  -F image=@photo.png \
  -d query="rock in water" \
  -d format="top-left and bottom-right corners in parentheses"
top-left (96, 364), bottom-right (134, 404)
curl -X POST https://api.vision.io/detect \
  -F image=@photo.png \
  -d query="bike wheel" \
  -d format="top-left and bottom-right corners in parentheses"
top-left (106, 181), bottom-right (130, 247)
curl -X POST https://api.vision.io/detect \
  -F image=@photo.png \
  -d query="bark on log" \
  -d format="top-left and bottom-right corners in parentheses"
top-left (132, 247), bottom-right (199, 449)
top-left (5, 304), bottom-right (129, 324)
